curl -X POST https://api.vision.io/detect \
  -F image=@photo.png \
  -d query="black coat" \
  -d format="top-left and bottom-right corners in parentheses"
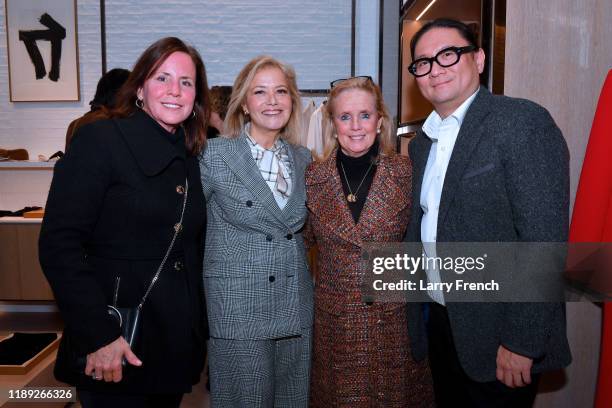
top-left (39, 110), bottom-right (207, 394)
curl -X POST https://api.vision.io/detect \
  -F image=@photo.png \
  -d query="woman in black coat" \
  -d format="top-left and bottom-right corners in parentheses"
top-left (39, 37), bottom-right (210, 408)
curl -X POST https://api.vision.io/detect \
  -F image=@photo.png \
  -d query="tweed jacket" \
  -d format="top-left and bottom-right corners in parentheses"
top-left (404, 87), bottom-right (572, 382)
top-left (305, 150), bottom-right (412, 314)
top-left (199, 131), bottom-right (313, 340)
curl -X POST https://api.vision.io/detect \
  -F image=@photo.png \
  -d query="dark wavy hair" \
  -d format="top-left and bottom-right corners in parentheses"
top-left (112, 37), bottom-right (210, 155)
top-left (90, 68), bottom-right (130, 110)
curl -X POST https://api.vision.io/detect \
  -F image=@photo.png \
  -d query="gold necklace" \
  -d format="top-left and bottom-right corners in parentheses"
top-left (339, 159), bottom-right (374, 203)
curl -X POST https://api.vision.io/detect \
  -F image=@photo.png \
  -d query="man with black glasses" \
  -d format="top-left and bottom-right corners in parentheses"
top-left (403, 18), bottom-right (572, 407)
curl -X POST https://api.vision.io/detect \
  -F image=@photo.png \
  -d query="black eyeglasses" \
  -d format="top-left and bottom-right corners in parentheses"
top-left (330, 75), bottom-right (373, 88)
top-left (408, 45), bottom-right (477, 77)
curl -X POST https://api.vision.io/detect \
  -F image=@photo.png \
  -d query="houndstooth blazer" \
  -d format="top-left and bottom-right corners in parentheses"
top-left (199, 130), bottom-right (314, 340)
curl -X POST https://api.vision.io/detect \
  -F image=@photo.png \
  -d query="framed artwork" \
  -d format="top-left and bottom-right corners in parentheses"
top-left (4, 0), bottom-right (80, 102)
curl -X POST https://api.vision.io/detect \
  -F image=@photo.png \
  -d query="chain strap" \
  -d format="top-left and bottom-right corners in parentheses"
top-left (137, 178), bottom-right (189, 309)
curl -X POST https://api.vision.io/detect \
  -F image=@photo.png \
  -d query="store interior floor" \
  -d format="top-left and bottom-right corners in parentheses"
top-left (0, 310), bottom-right (210, 407)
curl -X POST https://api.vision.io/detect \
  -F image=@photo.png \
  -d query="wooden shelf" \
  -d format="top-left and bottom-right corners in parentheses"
top-left (0, 162), bottom-right (55, 169)
top-left (0, 223), bottom-right (53, 300)
top-left (0, 218), bottom-right (42, 224)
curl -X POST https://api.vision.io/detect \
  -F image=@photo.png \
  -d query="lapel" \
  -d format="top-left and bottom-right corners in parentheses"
top-left (217, 131), bottom-right (293, 228)
top-left (280, 143), bottom-right (307, 222)
top-left (410, 131), bottom-right (433, 226)
top-left (306, 150), bottom-right (362, 247)
top-left (437, 87), bottom-right (493, 230)
top-left (356, 154), bottom-right (410, 240)
top-left (307, 151), bottom-right (409, 247)
top-left (114, 110), bottom-right (185, 176)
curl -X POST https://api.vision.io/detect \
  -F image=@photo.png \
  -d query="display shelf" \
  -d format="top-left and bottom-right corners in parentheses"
top-left (0, 162), bottom-right (55, 169)
top-left (0, 217), bottom-right (42, 224)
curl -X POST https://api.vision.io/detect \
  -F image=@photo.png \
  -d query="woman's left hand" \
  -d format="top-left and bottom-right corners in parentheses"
top-left (84, 336), bottom-right (142, 382)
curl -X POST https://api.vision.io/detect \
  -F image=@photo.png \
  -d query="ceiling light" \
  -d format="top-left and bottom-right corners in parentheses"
top-left (416, 0), bottom-right (437, 21)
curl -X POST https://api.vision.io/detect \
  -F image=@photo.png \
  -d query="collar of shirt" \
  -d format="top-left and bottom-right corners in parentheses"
top-left (422, 88), bottom-right (479, 141)
top-left (244, 122), bottom-right (285, 153)
top-left (243, 123), bottom-right (293, 207)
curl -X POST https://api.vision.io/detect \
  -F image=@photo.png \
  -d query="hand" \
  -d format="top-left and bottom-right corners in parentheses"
top-left (496, 345), bottom-right (533, 388)
top-left (84, 336), bottom-right (142, 382)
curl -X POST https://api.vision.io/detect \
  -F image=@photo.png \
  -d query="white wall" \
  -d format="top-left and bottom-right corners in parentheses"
top-left (505, 1), bottom-right (612, 406)
top-left (0, 0), bottom-right (358, 160)
top-left (0, 0), bottom-right (102, 211)
top-left (0, 0), bottom-right (102, 160)
top-left (0, 0), bottom-right (381, 211)
top-left (105, 0), bottom-right (352, 90)
top-left (354, 0), bottom-right (380, 80)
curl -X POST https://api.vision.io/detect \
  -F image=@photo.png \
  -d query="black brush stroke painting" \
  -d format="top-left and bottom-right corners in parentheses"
top-left (18, 13), bottom-right (66, 82)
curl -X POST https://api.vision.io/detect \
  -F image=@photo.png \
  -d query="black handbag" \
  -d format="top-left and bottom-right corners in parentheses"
top-left (105, 304), bottom-right (141, 364)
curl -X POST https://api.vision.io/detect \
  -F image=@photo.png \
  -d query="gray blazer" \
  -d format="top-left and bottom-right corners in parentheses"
top-left (199, 131), bottom-right (314, 340)
top-left (405, 87), bottom-right (572, 382)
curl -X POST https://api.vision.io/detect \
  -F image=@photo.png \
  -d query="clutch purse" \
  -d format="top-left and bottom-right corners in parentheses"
top-left (106, 304), bottom-right (141, 365)
top-left (73, 304), bottom-right (142, 371)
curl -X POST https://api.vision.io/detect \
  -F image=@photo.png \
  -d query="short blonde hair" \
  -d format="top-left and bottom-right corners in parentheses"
top-left (318, 77), bottom-right (395, 161)
top-left (224, 56), bottom-right (302, 144)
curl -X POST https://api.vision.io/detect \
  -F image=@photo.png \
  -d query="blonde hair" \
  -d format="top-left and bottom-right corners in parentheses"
top-left (224, 56), bottom-right (302, 144)
top-left (318, 77), bottom-right (395, 161)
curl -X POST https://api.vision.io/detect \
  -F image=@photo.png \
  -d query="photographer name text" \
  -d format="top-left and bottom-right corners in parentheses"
top-left (372, 279), bottom-right (499, 292)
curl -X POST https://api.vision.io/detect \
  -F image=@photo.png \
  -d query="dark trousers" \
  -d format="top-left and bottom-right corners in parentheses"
top-left (77, 389), bottom-right (183, 408)
top-left (427, 302), bottom-right (539, 408)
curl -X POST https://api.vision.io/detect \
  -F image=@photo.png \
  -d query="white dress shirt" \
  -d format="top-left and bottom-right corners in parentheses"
top-left (306, 104), bottom-right (325, 156)
top-left (420, 90), bottom-right (478, 304)
top-left (301, 99), bottom-right (316, 147)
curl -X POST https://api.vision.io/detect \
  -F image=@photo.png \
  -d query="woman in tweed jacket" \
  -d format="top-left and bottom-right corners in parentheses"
top-left (305, 77), bottom-right (433, 407)
top-left (199, 56), bottom-right (313, 407)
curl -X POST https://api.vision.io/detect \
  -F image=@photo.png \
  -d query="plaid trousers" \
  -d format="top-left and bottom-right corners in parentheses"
top-left (208, 327), bottom-right (312, 407)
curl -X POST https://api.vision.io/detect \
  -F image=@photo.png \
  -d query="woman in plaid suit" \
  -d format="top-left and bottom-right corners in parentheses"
top-left (199, 56), bottom-right (313, 407)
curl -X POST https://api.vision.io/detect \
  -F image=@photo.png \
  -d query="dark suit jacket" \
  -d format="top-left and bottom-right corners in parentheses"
top-left (405, 87), bottom-right (572, 382)
top-left (39, 110), bottom-right (207, 393)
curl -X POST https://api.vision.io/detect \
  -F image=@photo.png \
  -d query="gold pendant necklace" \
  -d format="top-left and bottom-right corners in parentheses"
top-left (339, 159), bottom-right (374, 203)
